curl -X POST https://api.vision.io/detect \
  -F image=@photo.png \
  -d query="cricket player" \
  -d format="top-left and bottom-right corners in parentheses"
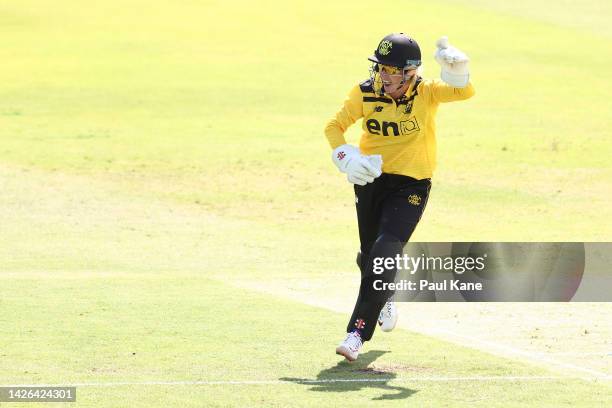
top-left (325, 33), bottom-right (475, 361)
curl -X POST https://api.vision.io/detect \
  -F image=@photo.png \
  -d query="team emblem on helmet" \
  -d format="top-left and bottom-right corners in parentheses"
top-left (378, 40), bottom-right (393, 56)
top-left (408, 194), bottom-right (421, 206)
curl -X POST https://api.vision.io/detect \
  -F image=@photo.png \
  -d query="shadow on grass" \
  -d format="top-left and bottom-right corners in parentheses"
top-left (280, 350), bottom-right (416, 401)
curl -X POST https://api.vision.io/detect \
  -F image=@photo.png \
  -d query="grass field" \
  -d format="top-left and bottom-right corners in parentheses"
top-left (1, 0), bottom-right (611, 406)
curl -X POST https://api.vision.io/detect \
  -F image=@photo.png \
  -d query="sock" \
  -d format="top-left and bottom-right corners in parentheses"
top-left (350, 328), bottom-right (363, 339)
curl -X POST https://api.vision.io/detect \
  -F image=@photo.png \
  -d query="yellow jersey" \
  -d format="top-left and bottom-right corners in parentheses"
top-left (324, 77), bottom-right (475, 179)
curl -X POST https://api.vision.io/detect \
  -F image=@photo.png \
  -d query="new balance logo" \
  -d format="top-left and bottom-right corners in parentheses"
top-left (337, 151), bottom-right (346, 160)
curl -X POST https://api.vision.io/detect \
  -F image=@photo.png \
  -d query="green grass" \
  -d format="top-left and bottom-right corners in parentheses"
top-left (2, 0), bottom-right (610, 241)
top-left (440, 0), bottom-right (612, 38)
top-left (0, 0), bottom-right (611, 406)
top-left (1, 276), bottom-right (609, 407)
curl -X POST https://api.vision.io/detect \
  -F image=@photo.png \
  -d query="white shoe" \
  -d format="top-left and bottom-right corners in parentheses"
top-left (335, 331), bottom-right (363, 362)
top-left (378, 301), bottom-right (398, 332)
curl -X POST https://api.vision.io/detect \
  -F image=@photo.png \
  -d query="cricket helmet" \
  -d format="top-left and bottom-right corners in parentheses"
top-left (368, 33), bottom-right (422, 69)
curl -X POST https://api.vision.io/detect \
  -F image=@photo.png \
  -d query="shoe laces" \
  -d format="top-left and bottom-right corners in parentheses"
top-left (380, 302), bottom-right (393, 319)
top-left (345, 332), bottom-right (362, 351)
top-left (384, 302), bottom-right (393, 317)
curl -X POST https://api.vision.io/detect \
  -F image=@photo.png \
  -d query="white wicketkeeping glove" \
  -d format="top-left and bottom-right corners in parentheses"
top-left (434, 36), bottom-right (470, 88)
top-left (332, 144), bottom-right (382, 186)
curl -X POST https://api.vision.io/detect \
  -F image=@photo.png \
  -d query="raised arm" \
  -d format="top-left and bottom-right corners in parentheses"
top-left (431, 36), bottom-right (475, 103)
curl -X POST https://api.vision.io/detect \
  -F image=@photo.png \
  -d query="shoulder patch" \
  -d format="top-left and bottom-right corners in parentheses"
top-left (359, 78), bottom-right (374, 93)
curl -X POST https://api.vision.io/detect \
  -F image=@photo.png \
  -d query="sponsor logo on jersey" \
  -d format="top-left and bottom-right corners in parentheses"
top-left (374, 106), bottom-right (383, 112)
top-left (403, 100), bottom-right (414, 114)
top-left (365, 117), bottom-right (420, 137)
top-left (400, 118), bottom-right (419, 135)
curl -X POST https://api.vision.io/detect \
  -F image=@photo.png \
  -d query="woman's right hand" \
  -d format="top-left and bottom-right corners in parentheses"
top-left (332, 145), bottom-right (382, 186)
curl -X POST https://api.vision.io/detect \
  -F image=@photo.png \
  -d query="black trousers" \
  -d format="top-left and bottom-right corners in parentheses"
top-left (347, 173), bottom-right (431, 341)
